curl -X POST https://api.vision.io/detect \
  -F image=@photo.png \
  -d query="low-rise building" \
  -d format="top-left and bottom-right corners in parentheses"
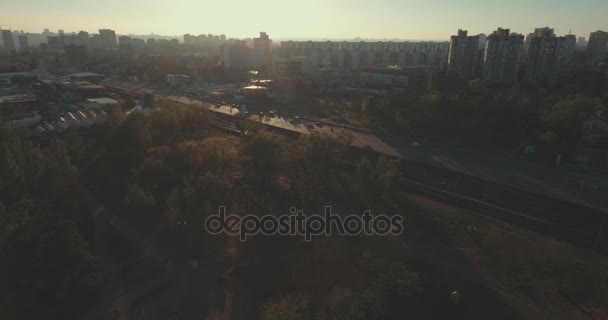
top-left (239, 85), bottom-right (270, 97)
top-left (8, 111), bottom-right (42, 128)
top-left (68, 72), bottom-right (105, 82)
top-left (578, 113), bottom-right (608, 172)
top-left (359, 65), bottom-right (435, 90)
top-left (78, 97), bottom-right (117, 109)
top-left (0, 93), bottom-right (38, 119)
top-left (274, 58), bottom-right (303, 78)
top-left (166, 74), bottom-right (190, 86)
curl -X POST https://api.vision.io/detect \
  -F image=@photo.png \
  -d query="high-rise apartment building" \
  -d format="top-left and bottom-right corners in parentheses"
top-left (17, 35), bottom-right (29, 49)
top-left (183, 34), bottom-right (196, 45)
top-left (482, 28), bottom-right (524, 83)
top-left (65, 44), bottom-right (88, 63)
top-left (587, 30), bottom-right (608, 63)
top-left (87, 35), bottom-right (102, 51)
top-left (1, 30), bottom-right (16, 53)
top-left (253, 32), bottom-right (272, 70)
top-left (562, 35), bottom-right (576, 63)
top-left (524, 27), bottom-right (554, 56)
top-left (278, 40), bottom-right (449, 71)
top-left (98, 29), bottom-right (117, 49)
top-left (220, 41), bottom-right (250, 69)
top-left (447, 29), bottom-right (480, 79)
top-left (184, 33), bottom-right (226, 47)
top-left (577, 37), bottom-right (588, 49)
top-left (77, 31), bottom-right (89, 45)
top-left (576, 37), bottom-right (588, 49)
top-left (478, 34), bottom-right (487, 49)
top-left (118, 36), bottom-right (132, 46)
top-left (524, 28), bottom-right (565, 83)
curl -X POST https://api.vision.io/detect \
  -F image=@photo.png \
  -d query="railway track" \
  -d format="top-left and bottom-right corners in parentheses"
top-left (398, 159), bottom-right (608, 251)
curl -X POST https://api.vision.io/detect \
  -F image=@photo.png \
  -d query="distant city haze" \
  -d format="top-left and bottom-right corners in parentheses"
top-left (1, 0), bottom-right (607, 39)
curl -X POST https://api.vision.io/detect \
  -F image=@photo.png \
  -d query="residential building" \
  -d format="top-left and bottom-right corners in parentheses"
top-left (524, 27), bottom-right (554, 55)
top-left (478, 34), bottom-right (487, 50)
top-left (46, 36), bottom-right (64, 51)
top-left (273, 58), bottom-right (302, 102)
top-left (17, 35), bottom-right (29, 48)
top-left (563, 34), bottom-right (576, 63)
top-left (277, 40), bottom-right (449, 71)
top-left (65, 44), bottom-right (88, 64)
top-left (166, 74), bottom-right (190, 86)
top-left (524, 28), bottom-right (565, 83)
top-left (253, 32), bottom-right (272, 70)
top-left (577, 37), bottom-right (588, 50)
top-left (99, 29), bottom-right (117, 49)
top-left (482, 28), bottom-right (524, 83)
top-left (447, 29), bottom-right (480, 79)
top-left (220, 41), bottom-right (250, 68)
top-left (118, 36), bottom-right (132, 46)
top-left (587, 30), bottom-right (608, 63)
top-left (87, 35), bottom-right (102, 51)
top-left (360, 65), bottom-right (435, 90)
top-left (1, 30), bottom-right (16, 53)
top-left (274, 58), bottom-right (303, 78)
top-left (77, 31), bottom-right (89, 45)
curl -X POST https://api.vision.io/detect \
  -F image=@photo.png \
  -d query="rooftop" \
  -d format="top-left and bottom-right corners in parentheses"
top-left (87, 97), bottom-right (117, 104)
top-left (241, 85), bottom-right (268, 90)
top-left (0, 93), bottom-right (37, 104)
top-left (68, 72), bottom-right (105, 79)
top-left (361, 65), bottom-right (434, 75)
top-left (59, 80), bottom-right (106, 90)
top-left (0, 72), bottom-right (28, 78)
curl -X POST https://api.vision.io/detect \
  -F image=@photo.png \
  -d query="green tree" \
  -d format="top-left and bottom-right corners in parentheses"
top-left (241, 130), bottom-right (286, 185)
top-left (319, 287), bottom-right (363, 320)
top-left (375, 156), bottom-right (399, 191)
top-left (262, 293), bottom-right (312, 320)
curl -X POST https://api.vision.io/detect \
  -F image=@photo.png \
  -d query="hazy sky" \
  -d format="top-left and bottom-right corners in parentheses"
top-left (1, 0), bottom-right (607, 40)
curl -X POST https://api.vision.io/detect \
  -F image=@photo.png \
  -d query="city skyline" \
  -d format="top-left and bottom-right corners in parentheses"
top-left (1, 0), bottom-right (607, 40)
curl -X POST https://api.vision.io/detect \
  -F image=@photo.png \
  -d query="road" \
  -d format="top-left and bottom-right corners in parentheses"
top-left (102, 78), bottom-right (608, 210)
top-left (396, 162), bottom-right (608, 250)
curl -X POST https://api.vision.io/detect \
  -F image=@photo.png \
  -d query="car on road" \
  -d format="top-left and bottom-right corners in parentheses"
top-left (410, 142), bottom-right (422, 147)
